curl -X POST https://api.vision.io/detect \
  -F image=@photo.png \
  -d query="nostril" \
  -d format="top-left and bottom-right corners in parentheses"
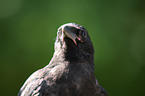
top-left (64, 26), bottom-right (78, 34)
top-left (64, 26), bottom-right (74, 32)
top-left (64, 26), bottom-right (70, 30)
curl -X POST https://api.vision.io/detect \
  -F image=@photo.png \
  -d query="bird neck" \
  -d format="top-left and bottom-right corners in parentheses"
top-left (53, 40), bottom-right (94, 70)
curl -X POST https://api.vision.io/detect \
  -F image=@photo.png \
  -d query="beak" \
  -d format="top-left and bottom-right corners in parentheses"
top-left (61, 26), bottom-right (78, 45)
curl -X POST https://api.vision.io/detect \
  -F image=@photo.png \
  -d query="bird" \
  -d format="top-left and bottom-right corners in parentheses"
top-left (18, 23), bottom-right (107, 96)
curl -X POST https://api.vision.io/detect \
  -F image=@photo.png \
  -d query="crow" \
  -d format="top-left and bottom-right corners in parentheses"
top-left (18, 23), bottom-right (107, 96)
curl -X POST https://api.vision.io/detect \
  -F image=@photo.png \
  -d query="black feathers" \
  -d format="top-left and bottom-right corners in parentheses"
top-left (18, 23), bottom-right (107, 96)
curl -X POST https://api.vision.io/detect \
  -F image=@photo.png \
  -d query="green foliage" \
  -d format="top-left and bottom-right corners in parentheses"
top-left (0, 0), bottom-right (145, 96)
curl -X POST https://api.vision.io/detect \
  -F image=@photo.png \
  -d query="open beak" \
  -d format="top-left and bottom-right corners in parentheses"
top-left (61, 26), bottom-right (83, 45)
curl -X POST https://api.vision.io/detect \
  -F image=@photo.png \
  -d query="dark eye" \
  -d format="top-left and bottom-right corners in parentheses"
top-left (82, 32), bottom-right (87, 38)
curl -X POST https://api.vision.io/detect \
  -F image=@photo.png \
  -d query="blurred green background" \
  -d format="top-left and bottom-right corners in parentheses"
top-left (0, 0), bottom-right (145, 96)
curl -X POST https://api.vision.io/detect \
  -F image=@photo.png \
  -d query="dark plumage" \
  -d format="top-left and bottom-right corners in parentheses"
top-left (18, 23), bottom-right (107, 96)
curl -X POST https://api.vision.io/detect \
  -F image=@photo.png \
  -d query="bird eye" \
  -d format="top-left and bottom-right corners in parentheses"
top-left (82, 32), bottom-right (87, 38)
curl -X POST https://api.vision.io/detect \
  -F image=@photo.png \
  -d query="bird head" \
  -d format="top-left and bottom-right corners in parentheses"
top-left (55, 23), bottom-right (94, 62)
